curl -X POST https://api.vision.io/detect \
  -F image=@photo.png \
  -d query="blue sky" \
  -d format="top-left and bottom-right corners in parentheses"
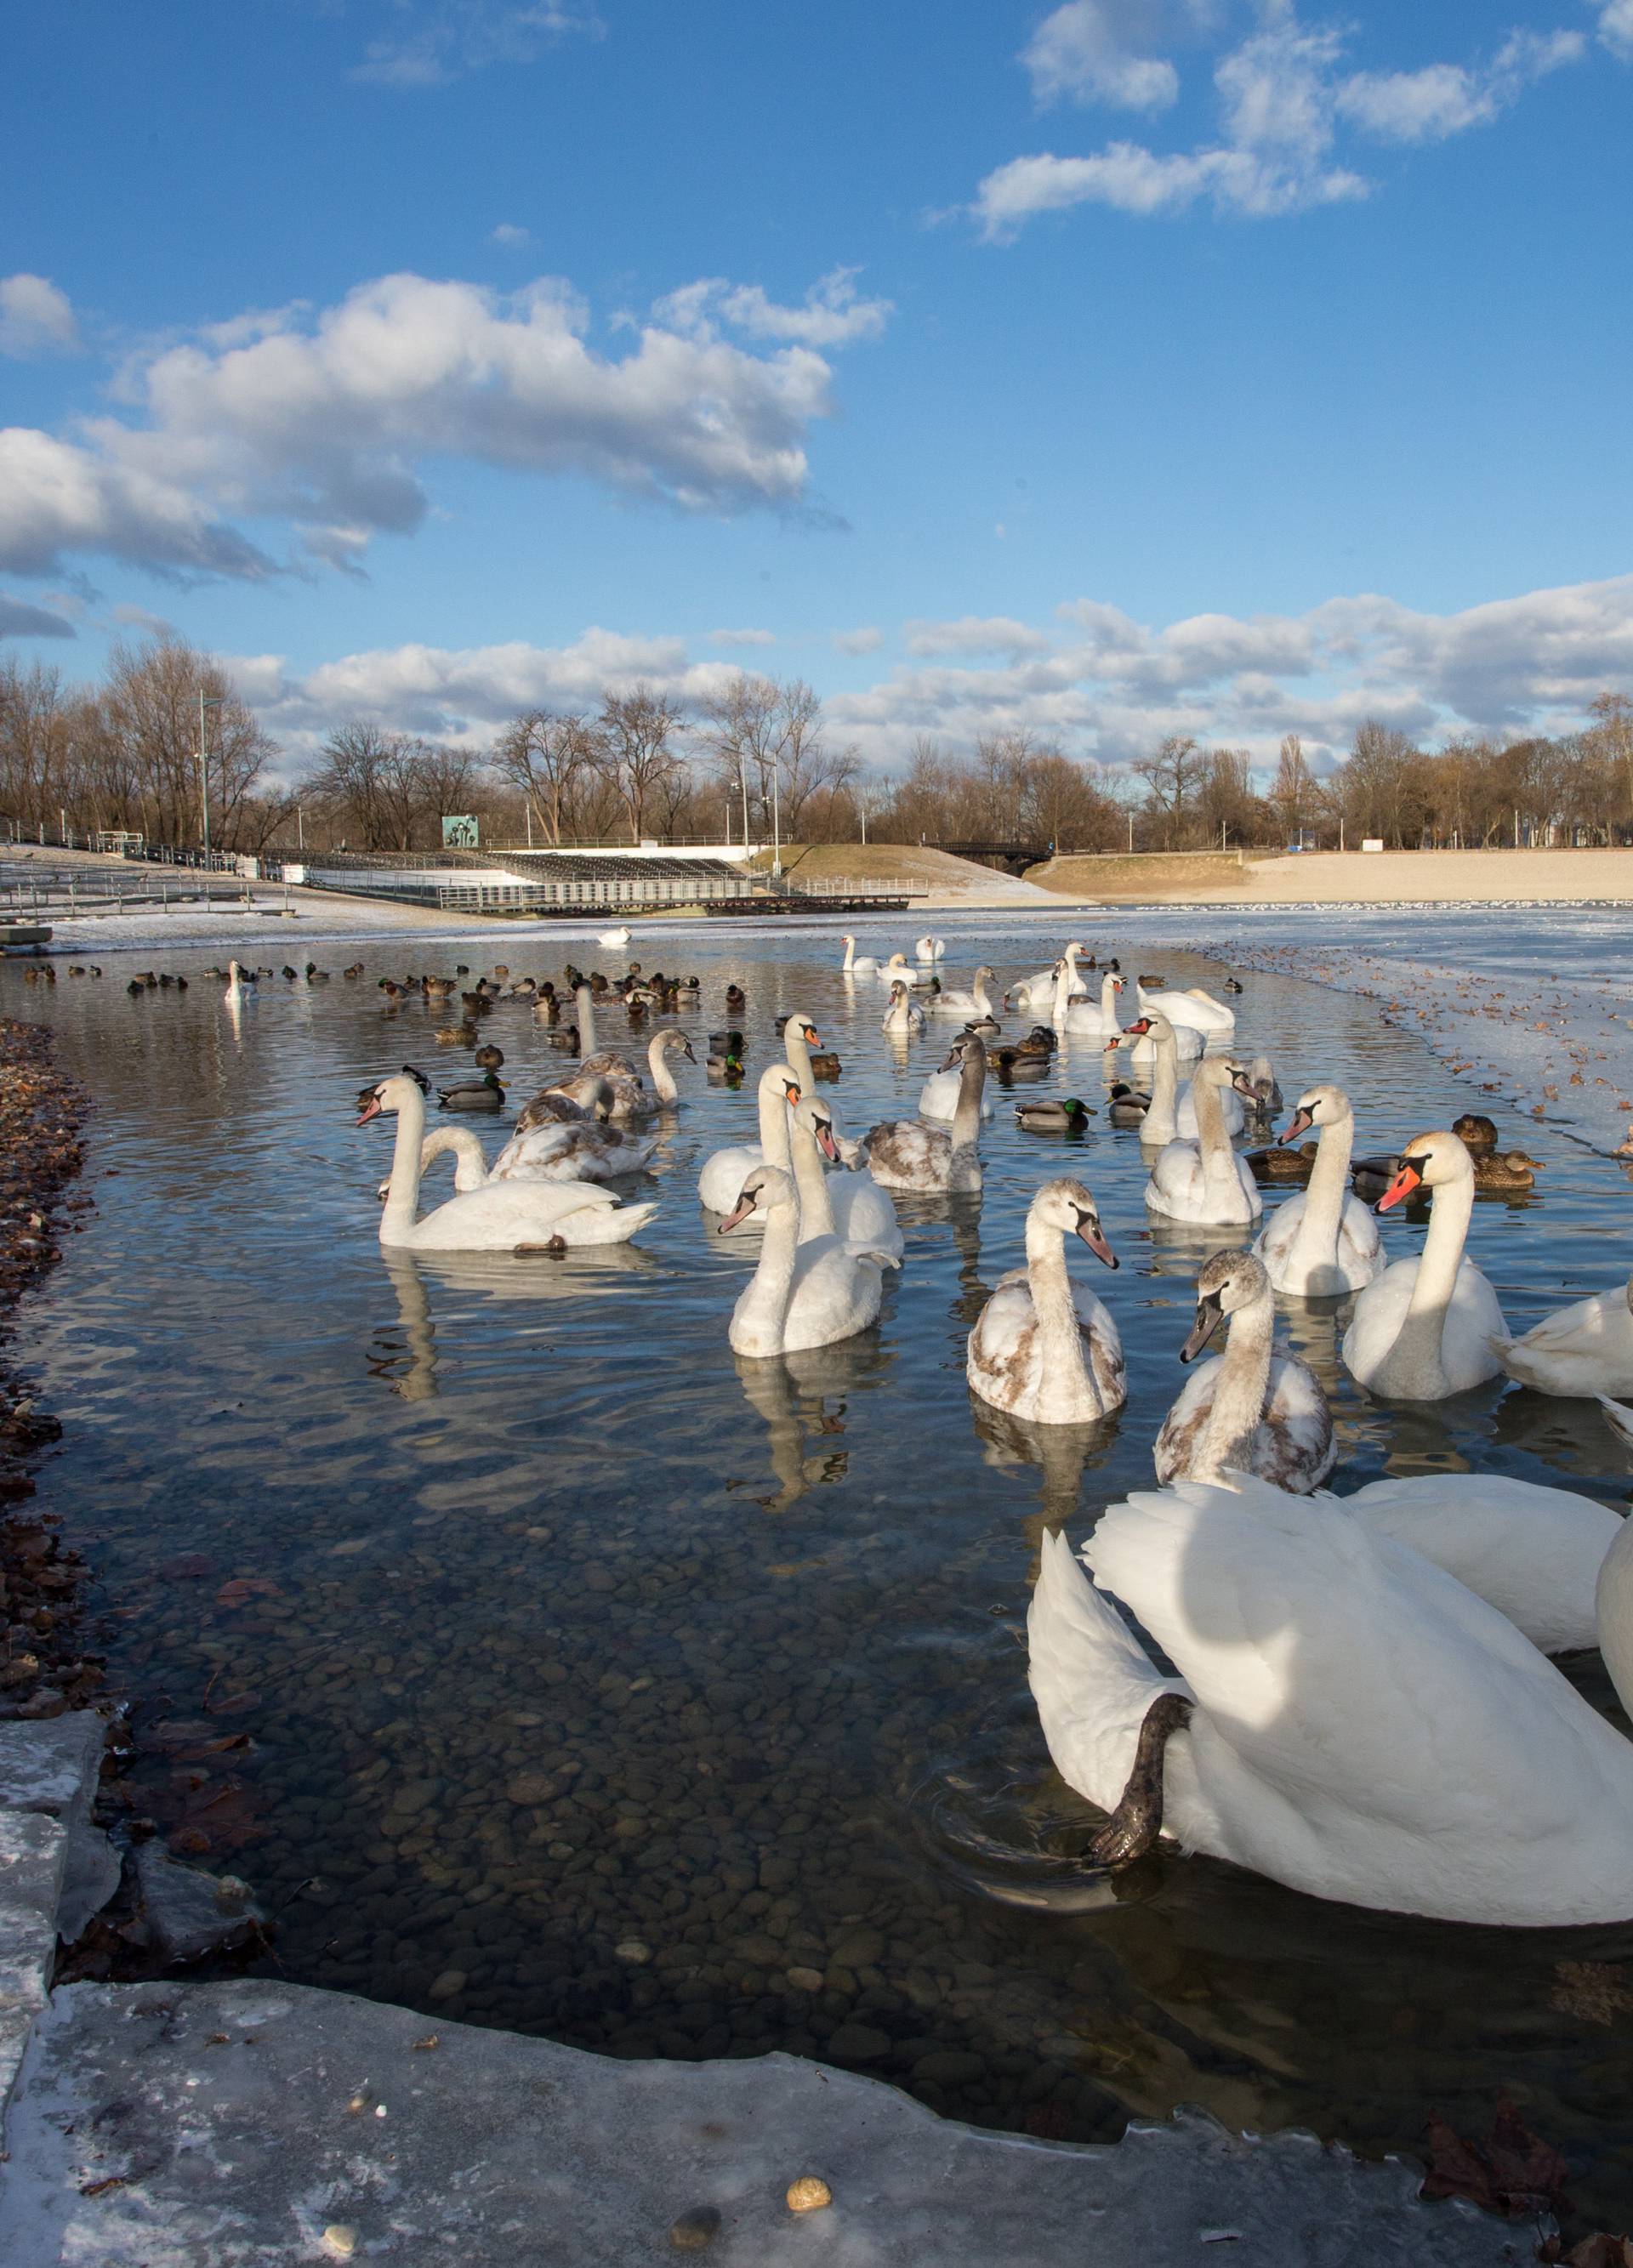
top-left (2, 0), bottom-right (1630, 776)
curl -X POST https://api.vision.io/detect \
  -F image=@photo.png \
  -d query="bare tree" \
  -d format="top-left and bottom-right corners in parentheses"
top-left (595, 685), bottom-right (686, 844)
top-left (490, 709), bottom-right (595, 844)
top-left (1129, 736), bottom-right (1206, 848)
top-left (697, 673), bottom-right (856, 841)
top-left (1269, 733), bottom-right (1314, 841)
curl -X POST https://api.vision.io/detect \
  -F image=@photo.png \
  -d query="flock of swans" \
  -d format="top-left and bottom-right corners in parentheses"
top-left (339, 929), bottom-right (1633, 1934)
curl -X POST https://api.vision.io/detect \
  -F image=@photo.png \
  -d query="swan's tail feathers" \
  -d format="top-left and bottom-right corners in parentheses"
top-left (1599, 1395), bottom-right (1633, 1451)
top-left (1489, 1334), bottom-right (1549, 1390)
top-left (565, 1199), bottom-right (659, 1247)
top-left (1027, 1531), bottom-right (1172, 1814)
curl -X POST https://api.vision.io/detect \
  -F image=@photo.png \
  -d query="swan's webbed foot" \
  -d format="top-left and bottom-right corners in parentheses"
top-left (1089, 1692), bottom-right (1192, 1869)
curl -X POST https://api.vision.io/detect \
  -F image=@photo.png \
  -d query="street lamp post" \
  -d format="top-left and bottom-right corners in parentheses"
top-left (197, 691), bottom-right (223, 866)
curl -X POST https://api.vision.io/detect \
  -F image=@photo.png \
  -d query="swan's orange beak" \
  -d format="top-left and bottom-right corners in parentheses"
top-left (718, 1192), bottom-right (757, 1233)
top-left (1377, 1158), bottom-right (1424, 1211)
top-left (355, 1094), bottom-right (383, 1127)
top-left (806, 1027), bottom-right (822, 1048)
top-left (1279, 1107), bottom-right (1314, 1145)
top-left (816, 1123), bottom-right (841, 1162)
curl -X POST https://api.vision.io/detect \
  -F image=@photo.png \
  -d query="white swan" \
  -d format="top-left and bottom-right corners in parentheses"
top-left (1175, 1077), bottom-right (1246, 1140)
top-left (966, 1179), bottom-right (1125, 1424)
top-left (1059, 970), bottom-right (1124, 1037)
top-left (719, 1164), bottom-right (894, 1356)
top-left (1141, 1051), bottom-right (1261, 1226)
top-left (840, 934), bottom-right (877, 975)
top-left (1135, 981), bottom-right (1235, 1036)
top-left (1100, 990), bottom-right (1202, 1068)
top-left (597, 924), bottom-right (632, 947)
top-left (1493, 1270), bottom-right (1633, 1398)
top-left (915, 935), bottom-right (947, 961)
top-left (518, 1026), bottom-right (689, 1128)
top-left (225, 958), bottom-right (251, 1001)
top-left (1009, 941), bottom-right (1087, 1015)
top-left (358, 1074), bottom-right (654, 1249)
top-left (1338, 1473), bottom-right (1622, 1655)
top-left (1253, 1083), bottom-right (1382, 1297)
top-left (1028, 1473), bottom-right (1633, 1925)
top-left (928, 964), bottom-right (997, 1018)
top-left (488, 1115), bottom-right (657, 1183)
top-left (876, 951), bottom-right (924, 987)
top-left (882, 979), bottom-right (925, 1037)
top-left (1154, 1251), bottom-right (1334, 1492)
top-left (865, 1033), bottom-right (986, 1193)
top-left (1342, 1130), bottom-right (1507, 1398)
top-left (918, 1059), bottom-right (997, 1122)
top-left (697, 1061), bottom-right (800, 1214)
top-left (789, 1094), bottom-right (906, 1260)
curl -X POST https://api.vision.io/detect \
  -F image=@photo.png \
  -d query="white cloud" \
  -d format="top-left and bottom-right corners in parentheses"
top-left (651, 267), bottom-right (893, 349)
top-left (0, 267), bottom-right (870, 581)
top-left (351, 1), bottom-right (602, 88)
top-left (1023, 2), bottom-right (1181, 112)
top-left (0, 592), bottom-right (77, 639)
top-left (833, 625), bottom-right (885, 655)
top-left (0, 275), bottom-right (80, 358)
top-left (902, 615), bottom-right (1051, 657)
top-left (109, 601), bottom-right (179, 639)
top-left (1603, 0), bottom-right (1633, 61)
top-left (708, 627), bottom-right (776, 647)
top-left (976, 6), bottom-right (1587, 236)
top-left (490, 222), bottom-right (531, 247)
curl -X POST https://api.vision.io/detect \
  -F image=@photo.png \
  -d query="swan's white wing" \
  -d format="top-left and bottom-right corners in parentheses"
top-left (1342, 1474), bottom-right (1620, 1653)
top-left (1077, 1282), bottom-right (1127, 1413)
top-left (1600, 1394), bottom-right (1633, 1451)
top-left (1437, 1261), bottom-right (1509, 1389)
top-left (1028, 1530), bottom-right (1181, 1817)
top-left (828, 1171), bottom-right (904, 1258)
top-left (918, 1069), bottom-right (993, 1122)
top-left (1260, 1356), bottom-right (1336, 1492)
top-left (1085, 1479), bottom-right (1613, 1843)
top-left (1496, 1288), bottom-right (1633, 1395)
top-left (1152, 1361), bottom-right (1220, 1482)
top-left (780, 1235), bottom-right (885, 1351)
top-left (698, 1143), bottom-right (763, 1213)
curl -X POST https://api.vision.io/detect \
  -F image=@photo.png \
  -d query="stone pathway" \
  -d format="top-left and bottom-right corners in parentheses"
top-left (0, 1715), bottom-right (1528, 2265)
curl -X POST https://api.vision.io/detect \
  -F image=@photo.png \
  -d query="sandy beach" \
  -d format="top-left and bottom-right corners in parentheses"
top-left (1028, 847), bottom-right (1633, 907)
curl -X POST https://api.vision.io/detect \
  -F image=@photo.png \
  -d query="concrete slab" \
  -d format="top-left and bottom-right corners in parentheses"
top-left (0, 1811), bottom-right (66, 2122)
top-left (0, 1977), bottom-right (1523, 2267)
top-left (0, 1715), bottom-right (118, 1948)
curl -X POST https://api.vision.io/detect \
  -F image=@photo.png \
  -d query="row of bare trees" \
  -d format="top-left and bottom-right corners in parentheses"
top-left (4, 635), bottom-right (1632, 857)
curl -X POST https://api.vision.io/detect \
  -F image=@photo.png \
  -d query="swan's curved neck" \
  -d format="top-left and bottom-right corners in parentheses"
top-left (1101, 972), bottom-right (1122, 1032)
top-left (421, 1125), bottom-right (488, 1191)
top-left (1143, 1029), bottom-right (1179, 1145)
top-left (789, 1115), bottom-right (837, 1244)
top-left (1192, 1071), bottom-right (1236, 1185)
top-left (576, 983), bottom-right (597, 1056)
top-left (646, 1033), bottom-right (679, 1103)
top-left (1025, 1211), bottom-right (1099, 1413)
top-left (756, 1077), bottom-right (794, 1170)
top-left (950, 1047), bottom-right (985, 1154)
top-left (971, 970), bottom-right (992, 1017)
top-left (382, 1088), bottom-right (428, 1239)
top-left (1391, 1166), bottom-right (1475, 1393)
top-left (1288, 1105), bottom-right (1354, 1269)
top-left (842, 938), bottom-right (855, 971)
top-left (736, 1193), bottom-right (800, 1348)
top-left (1193, 1291), bottom-right (1274, 1480)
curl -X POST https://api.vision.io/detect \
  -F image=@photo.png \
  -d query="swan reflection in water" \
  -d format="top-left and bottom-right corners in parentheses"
top-left (730, 1334), bottom-right (892, 1514)
top-left (367, 1242), bottom-right (659, 1401)
top-left (970, 1401), bottom-right (1121, 1551)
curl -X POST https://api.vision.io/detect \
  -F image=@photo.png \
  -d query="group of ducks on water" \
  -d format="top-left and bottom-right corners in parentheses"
top-left (341, 930), bottom-right (1633, 1931)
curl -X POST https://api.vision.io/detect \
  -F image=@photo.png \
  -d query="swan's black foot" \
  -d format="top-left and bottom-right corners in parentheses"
top-left (1089, 1692), bottom-right (1192, 1868)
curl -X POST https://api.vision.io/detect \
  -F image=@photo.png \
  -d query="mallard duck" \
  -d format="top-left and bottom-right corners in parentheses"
top-left (1247, 1141), bottom-right (1319, 1185)
top-left (305, 963), bottom-right (330, 982)
top-left (344, 963), bottom-right (365, 979)
top-left (473, 1043), bottom-right (504, 1072)
top-left (993, 1025), bottom-right (1056, 1074)
top-left (1452, 1112), bottom-right (1499, 1154)
top-left (1473, 1149), bottom-right (1544, 1191)
top-left (435, 1023), bottom-right (476, 1046)
top-left (548, 1022), bottom-right (581, 1051)
top-left (725, 983), bottom-right (747, 1011)
top-left (1016, 1097), bottom-right (1096, 1133)
top-left (1107, 1082), bottom-right (1152, 1126)
top-left (282, 965), bottom-right (299, 981)
top-left (1224, 976), bottom-right (1244, 993)
top-left (438, 1071), bottom-right (508, 1112)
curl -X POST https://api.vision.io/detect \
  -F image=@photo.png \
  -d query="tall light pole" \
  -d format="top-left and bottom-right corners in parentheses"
top-left (197, 691), bottom-right (223, 864)
top-left (770, 754), bottom-right (782, 876)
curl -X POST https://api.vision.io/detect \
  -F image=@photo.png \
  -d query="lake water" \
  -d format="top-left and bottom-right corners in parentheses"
top-left (10, 907), bottom-right (1633, 2224)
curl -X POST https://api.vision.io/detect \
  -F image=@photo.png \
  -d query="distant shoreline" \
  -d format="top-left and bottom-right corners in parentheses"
top-left (1021, 846), bottom-right (1633, 907)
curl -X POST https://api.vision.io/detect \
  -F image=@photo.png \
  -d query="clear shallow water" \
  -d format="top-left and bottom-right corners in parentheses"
top-left (10, 912), bottom-right (1633, 2218)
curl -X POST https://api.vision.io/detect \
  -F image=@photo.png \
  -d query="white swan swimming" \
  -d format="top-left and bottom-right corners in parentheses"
top-left (1154, 1251), bottom-right (1334, 1492)
top-left (357, 1074), bottom-right (654, 1249)
top-left (840, 934), bottom-right (878, 975)
top-left (882, 979), bottom-right (926, 1037)
top-left (876, 951), bottom-right (924, 987)
top-left (1058, 969), bottom-right (1124, 1038)
top-left (1252, 1083), bottom-right (1382, 1297)
top-left (1135, 981), bottom-right (1235, 1036)
top-left (488, 1114), bottom-right (657, 1183)
top-left (697, 1061), bottom-right (800, 1215)
top-left (915, 935), bottom-right (947, 961)
top-left (865, 1033), bottom-right (986, 1193)
top-left (719, 1163), bottom-right (895, 1356)
top-left (1009, 941), bottom-right (1087, 1015)
top-left (598, 925), bottom-right (632, 948)
top-left (1027, 1472), bottom-right (1633, 1925)
top-left (1493, 1270), bottom-right (1633, 1398)
top-left (1140, 1048), bottom-right (1261, 1226)
top-left (788, 1093), bottom-right (906, 1260)
top-left (966, 1179), bottom-right (1125, 1425)
top-left (929, 964), bottom-right (997, 1018)
top-left (1342, 1130), bottom-right (1507, 1398)
top-left (517, 1026), bottom-right (690, 1128)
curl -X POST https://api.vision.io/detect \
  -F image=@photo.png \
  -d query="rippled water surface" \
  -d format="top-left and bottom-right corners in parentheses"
top-left (11, 908), bottom-right (1633, 2220)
